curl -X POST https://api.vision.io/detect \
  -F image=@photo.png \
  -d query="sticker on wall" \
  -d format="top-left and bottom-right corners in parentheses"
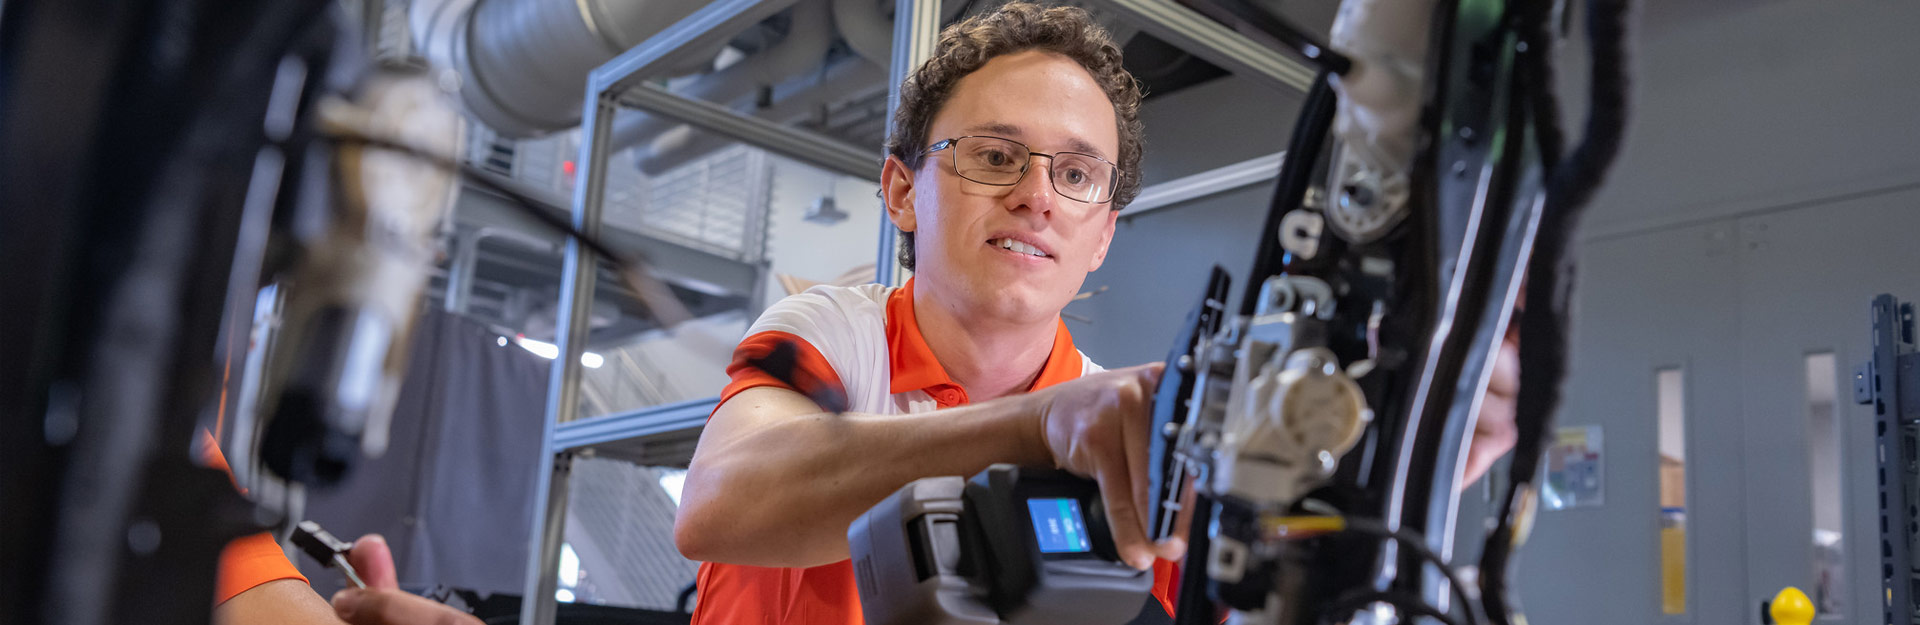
top-left (1543, 425), bottom-right (1604, 510)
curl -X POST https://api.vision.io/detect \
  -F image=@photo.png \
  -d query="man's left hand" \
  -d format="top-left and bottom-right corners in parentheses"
top-left (329, 535), bottom-right (482, 625)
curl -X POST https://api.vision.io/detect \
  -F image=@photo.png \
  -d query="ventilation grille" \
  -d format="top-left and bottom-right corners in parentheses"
top-left (605, 145), bottom-right (771, 263)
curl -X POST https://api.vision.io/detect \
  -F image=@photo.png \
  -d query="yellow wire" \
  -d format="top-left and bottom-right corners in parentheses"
top-left (1261, 515), bottom-right (1347, 538)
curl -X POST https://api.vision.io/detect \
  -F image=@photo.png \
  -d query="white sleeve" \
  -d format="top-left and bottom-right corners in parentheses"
top-left (742, 285), bottom-right (892, 411)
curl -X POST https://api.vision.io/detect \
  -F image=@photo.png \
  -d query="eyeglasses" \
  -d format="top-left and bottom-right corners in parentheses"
top-left (923, 136), bottom-right (1119, 205)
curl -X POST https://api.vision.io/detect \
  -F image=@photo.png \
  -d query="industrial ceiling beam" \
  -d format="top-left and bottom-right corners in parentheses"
top-left (618, 85), bottom-right (879, 182)
top-left (1088, 0), bottom-right (1315, 92)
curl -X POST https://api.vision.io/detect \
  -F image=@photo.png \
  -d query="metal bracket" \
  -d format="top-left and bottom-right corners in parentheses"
top-left (1863, 295), bottom-right (1918, 625)
top-left (1119, 152), bottom-right (1286, 219)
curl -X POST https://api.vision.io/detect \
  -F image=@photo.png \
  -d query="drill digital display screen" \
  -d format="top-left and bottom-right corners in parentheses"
top-left (1027, 498), bottom-right (1092, 553)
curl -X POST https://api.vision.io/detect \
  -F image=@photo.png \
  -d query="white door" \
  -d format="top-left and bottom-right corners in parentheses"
top-left (1496, 193), bottom-right (1920, 625)
top-left (1734, 193), bottom-right (1920, 623)
top-left (1503, 218), bottom-right (1749, 625)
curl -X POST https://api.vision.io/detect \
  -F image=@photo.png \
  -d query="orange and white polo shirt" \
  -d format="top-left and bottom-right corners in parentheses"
top-left (689, 278), bottom-right (1186, 625)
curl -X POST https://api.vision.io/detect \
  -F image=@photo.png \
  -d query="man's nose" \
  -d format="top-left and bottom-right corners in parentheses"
top-left (1005, 155), bottom-right (1059, 216)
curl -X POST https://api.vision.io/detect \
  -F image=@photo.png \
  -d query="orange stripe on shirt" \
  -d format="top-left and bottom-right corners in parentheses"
top-left (717, 331), bottom-right (847, 410)
top-left (196, 430), bottom-right (310, 604)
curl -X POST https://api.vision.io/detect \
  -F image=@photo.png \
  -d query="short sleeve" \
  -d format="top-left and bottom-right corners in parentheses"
top-left (196, 431), bottom-right (311, 604)
top-left (717, 331), bottom-right (846, 409)
top-left (714, 285), bottom-right (889, 413)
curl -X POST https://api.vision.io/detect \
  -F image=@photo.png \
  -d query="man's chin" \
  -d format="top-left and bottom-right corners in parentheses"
top-left (966, 280), bottom-right (1072, 324)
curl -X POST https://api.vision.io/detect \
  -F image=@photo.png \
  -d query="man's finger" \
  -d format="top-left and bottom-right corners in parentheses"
top-left (332, 589), bottom-right (482, 625)
top-left (1487, 331), bottom-right (1521, 398)
top-left (1095, 464), bottom-right (1155, 570)
top-left (1121, 377), bottom-right (1153, 535)
top-left (1154, 536), bottom-right (1189, 562)
top-left (1136, 362), bottom-right (1166, 387)
top-left (1464, 393), bottom-right (1518, 485)
top-left (345, 534), bottom-right (399, 590)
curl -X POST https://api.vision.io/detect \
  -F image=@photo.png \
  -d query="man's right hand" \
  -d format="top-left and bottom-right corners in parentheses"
top-left (1030, 363), bottom-right (1185, 570)
top-left (329, 535), bottom-right (482, 625)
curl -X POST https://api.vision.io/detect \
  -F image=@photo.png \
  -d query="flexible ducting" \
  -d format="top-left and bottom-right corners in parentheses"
top-left (414, 0), bottom-right (718, 137)
top-left (411, 0), bottom-right (968, 156)
top-left (832, 0), bottom-right (972, 66)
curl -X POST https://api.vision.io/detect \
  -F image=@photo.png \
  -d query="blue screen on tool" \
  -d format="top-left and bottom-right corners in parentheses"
top-left (1027, 498), bottom-right (1091, 553)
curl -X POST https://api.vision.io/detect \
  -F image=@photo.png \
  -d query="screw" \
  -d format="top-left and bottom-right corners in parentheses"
top-left (1341, 182), bottom-right (1376, 210)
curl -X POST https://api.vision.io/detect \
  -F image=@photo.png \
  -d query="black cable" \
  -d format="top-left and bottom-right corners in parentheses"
top-left (319, 132), bottom-right (631, 268)
top-left (317, 130), bottom-right (693, 326)
top-left (1516, 0), bottom-right (1566, 172)
top-left (1336, 517), bottom-right (1482, 625)
top-left (1478, 4), bottom-right (1563, 621)
top-left (1480, 0), bottom-right (1632, 623)
top-left (1322, 590), bottom-right (1466, 625)
top-left (1540, 0), bottom-right (1630, 216)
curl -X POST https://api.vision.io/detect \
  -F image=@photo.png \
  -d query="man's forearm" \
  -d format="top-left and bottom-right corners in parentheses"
top-left (676, 391), bottom-right (1051, 568)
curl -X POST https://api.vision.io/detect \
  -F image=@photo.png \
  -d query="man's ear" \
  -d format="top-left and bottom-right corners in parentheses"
top-left (1087, 208), bottom-right (1121, 272)
top-left (880, 155), bottom-right (918, 234)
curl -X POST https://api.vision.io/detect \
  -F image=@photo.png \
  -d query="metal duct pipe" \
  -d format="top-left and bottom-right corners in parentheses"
top-left (831, 0), bottom-right (969, 67)
top-left (414, 0), bottom-right (719, 137)
top-left (636, 57), bottom-right (889, 175)
top-left (606, 0), bottom-right (837, 150)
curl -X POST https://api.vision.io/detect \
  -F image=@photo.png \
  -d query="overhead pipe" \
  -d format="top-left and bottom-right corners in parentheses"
top-left (832, 0), bottom-right (971, 67)
top-left (412, 0), bottom-right (721, 137)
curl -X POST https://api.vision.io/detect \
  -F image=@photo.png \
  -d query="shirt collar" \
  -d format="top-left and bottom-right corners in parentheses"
top-left (886, 277), bottom-right (1084, 395)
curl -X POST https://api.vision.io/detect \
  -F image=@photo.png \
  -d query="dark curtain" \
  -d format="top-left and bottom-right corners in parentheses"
top-left (298, 308), bottom-right (550, 597)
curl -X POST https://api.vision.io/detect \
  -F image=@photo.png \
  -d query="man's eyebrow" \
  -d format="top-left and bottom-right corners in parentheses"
top-left (963, 122), bottom-right (1109, 159)
top-left (1063, 137), bottom-right (1105, 158)
top-left (963, 122), bottom-right (1025, 138)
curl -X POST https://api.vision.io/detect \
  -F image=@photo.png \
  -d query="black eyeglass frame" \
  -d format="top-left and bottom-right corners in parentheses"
top-left (922, 135), bottom-right (1122, 205)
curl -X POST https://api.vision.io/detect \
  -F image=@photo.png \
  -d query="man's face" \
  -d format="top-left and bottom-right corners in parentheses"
top-left (889, 50), bottom-right (1123, 326)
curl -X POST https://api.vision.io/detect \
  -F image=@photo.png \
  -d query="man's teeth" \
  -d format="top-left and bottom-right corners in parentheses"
top-left (991, 238), bottom-right (1048, 257)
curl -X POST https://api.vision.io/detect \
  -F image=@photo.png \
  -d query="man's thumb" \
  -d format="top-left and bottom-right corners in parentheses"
top-left (346, 534), bottom-right (400, 589)
top-left (331, 589), bottom-right (368, 622)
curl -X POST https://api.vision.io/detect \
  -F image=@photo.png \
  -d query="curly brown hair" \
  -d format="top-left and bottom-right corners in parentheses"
top-left (885, 1), bottom-right (1145, 271)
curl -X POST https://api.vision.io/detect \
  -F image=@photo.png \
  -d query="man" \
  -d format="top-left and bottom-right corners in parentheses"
top-left (674, 3), bottom-right (1520, 624)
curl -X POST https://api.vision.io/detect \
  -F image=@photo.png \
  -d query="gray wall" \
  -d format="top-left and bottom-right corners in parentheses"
top-left (1576, 0), bottom-right (1920, 240)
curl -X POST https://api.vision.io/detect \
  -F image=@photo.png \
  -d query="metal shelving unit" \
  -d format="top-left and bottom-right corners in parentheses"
top-left (520, 1), bottom-right (1313, 622)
